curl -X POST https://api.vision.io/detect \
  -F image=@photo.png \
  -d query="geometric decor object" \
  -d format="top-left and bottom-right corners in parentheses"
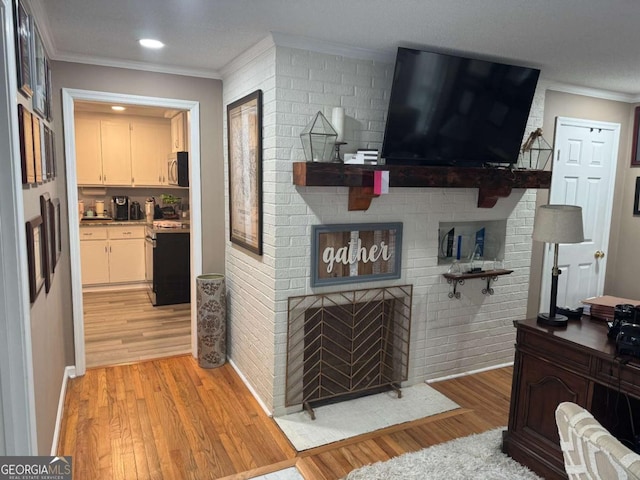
top-left (286, 285), bottom-right (412, 418)
top-left (300, 111), bottom-right (337, 163)
top-left (518, 127), bottom-right (553, 170)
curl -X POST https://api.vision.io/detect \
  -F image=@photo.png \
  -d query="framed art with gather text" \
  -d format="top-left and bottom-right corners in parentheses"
top-left (227, 90), bottom-right (263, 255)
top-left (311, 223), bottom-right (403, 287)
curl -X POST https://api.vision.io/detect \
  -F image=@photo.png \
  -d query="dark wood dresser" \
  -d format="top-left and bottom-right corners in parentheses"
top-left (502, 317), bottom-right (640, 479)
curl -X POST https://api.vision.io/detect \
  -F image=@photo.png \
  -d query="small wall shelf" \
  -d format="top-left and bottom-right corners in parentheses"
top-left (443, 269), bottom-right (513, 299)
top-left (292, 162), bottom-right (552, 210)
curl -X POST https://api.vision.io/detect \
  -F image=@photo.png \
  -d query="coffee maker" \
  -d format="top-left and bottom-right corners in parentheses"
top-left (112, 196), bottom-right (129, 220)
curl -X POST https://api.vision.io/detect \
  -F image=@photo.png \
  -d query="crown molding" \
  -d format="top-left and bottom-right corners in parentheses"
top-left (24, 0), bottom-right (55, 57)
top-left (546, 82), bottom-right (638, 103)
top-left (219, 35), bottom-right (276, 79)
top-left (52, 52), bottom-right (221, 79)
top-left (271, 32), bottom-right (395, 64)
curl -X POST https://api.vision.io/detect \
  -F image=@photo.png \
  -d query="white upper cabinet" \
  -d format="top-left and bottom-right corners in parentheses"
top-left (131, 119), bottom-right (171, 186)
top-left (100, 120), bottom-right (132, 186)
top-left (75, 112), bottom-right (172, 187)
top-left (75, 117), bottom-right (102, 185)
top-left (170, 112), bottom-right (187, 153)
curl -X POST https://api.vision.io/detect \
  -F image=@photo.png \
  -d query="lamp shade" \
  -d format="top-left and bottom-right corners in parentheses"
top-left (532, 204), bottom-right (584, 244)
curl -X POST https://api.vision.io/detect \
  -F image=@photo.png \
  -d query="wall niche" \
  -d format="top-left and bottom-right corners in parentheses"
top-left (438, 220), bottom-right (507, 268)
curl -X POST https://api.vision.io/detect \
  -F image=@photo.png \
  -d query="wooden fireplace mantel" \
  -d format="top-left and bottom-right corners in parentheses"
top-left (292, 162), bottom-right (552, 211)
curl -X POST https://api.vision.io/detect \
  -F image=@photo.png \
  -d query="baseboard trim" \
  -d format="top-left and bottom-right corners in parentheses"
top-left (426, 361), bottom-right (514, 385)
top-left (51, 366), bottom-right (76, 455)
top-left (227, 358), bottom-right (273, 417)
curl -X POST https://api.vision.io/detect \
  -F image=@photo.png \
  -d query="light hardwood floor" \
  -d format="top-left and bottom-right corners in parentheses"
top-left (83, 289), bottom-right (191, 368)
top-left (58, 352), bottom-right (513, 479)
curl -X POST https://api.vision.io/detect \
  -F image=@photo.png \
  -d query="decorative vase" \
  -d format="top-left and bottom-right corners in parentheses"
top-left (196, 274), bottom-right (227, 368)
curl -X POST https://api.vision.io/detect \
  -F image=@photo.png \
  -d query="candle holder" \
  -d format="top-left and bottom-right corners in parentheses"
top-left (332, 141), bottom-right (347, 163)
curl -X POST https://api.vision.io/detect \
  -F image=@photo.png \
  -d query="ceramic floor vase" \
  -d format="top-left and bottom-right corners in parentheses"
top-left (196, 274), bottom-right (227, 368)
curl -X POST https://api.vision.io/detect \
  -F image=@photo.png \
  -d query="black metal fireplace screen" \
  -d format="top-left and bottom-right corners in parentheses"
top-left (285, 285), bottom-right (412, 417)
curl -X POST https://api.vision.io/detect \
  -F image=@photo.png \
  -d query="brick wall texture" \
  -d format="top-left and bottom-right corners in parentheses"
top-left (223, 38), bottom-right (547, 415)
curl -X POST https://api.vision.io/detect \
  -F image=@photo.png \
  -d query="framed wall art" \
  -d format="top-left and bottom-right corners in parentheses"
top-left (634, 177), bottom-right (640, 216)
top-left (18, 104), bottom-right (35, 184)
top-left (632, 106), bottom-right (640, 167)
top-left (40, 193), bottom-right (53, 292)
top-left (13, 0), bottom-right (32, 97)
top-left (26, 215), bottom-right (45, 303)
top-left (31, 24), bottom-right (47, 117)
top-left (32, 114), bottom-right (42, 182)
top-left (311, 223), bottom-right (403, 287)
top-left (48, 127), bottom-right (56, 178)
top-left (45, 58), bottom-right (53, 121)
top-left (227, 89), bottom-right (263, 255)
top-left (53, 197), bottom-right (62, 263)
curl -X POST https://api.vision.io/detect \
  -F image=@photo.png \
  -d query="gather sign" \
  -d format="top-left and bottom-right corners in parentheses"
top-left (311, 223), bottom-right (403, 287)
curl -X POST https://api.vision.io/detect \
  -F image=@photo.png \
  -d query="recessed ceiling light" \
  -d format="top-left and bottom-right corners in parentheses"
top-left (111, 106), bottom-right (126, 111)
top-left (139, 38), bottom-right (164, 49)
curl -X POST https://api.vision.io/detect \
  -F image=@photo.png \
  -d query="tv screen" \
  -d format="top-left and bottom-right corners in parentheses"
top-left (381, 47), bottom-right (540, 167)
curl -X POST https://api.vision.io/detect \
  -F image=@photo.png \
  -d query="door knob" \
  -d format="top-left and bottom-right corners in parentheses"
top-left (594, 250), bottom-right (605, 259)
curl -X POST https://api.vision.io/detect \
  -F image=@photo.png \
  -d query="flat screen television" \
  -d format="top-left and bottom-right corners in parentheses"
top-left (381, 47), bottom-right (540, 167)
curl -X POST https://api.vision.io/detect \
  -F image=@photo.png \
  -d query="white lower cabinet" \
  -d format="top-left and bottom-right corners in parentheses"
top-left (80, 225), bottom-right (146, 286)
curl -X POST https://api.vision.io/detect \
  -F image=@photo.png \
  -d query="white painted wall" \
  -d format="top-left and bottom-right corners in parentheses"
top-left (224, 36), bottom-right (547, 415)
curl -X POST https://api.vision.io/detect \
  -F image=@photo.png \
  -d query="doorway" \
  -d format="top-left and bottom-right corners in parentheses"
top-left (62, 88), bottom-right (202, 376)
top-left (540, 117), bottom-right (620, 310)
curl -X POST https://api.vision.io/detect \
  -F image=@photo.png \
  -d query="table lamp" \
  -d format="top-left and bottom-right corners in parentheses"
top-left (532, 204), bottom-right (584, 326)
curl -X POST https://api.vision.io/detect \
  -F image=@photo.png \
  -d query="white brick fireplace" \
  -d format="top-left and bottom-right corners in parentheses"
top-left (222, 35), bottom-right (546, 416)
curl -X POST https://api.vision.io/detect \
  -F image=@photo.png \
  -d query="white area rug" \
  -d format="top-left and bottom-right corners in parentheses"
top-left (344, 427), bottom-right (543, 479)
top-left (274, 383), bottom-right (459, 451)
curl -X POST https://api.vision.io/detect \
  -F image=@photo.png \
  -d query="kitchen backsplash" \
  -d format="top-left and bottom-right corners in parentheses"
top-left (78, 186), bottom-right (189, 218)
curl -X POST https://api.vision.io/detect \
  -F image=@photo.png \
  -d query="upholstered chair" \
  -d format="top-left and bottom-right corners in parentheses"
top-left (555, 401), bottom-right (640, 479)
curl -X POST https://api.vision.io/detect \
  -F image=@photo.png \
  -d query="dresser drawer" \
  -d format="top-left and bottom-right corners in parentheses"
top-left (79, 227), bottom-right (108, 240)
top-left (518, 327), bottom-right (592, 375)
top-left (595, 358), bottom-right (640, 399)
top-left (109, 225), bottom-right (145, 239)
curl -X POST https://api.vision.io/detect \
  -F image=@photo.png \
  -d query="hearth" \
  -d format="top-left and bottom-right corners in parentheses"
top-left (286, 285), bottom-right (412, 418)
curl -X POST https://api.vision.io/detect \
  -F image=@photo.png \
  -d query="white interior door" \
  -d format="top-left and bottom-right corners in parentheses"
top-left (540, 117), bottom-right (620, 310)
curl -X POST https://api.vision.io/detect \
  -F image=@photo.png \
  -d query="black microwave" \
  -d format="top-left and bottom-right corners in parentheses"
top-left (168, 151), bottom-right (189, 187)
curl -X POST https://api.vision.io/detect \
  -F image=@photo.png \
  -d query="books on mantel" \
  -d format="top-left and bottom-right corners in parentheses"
top-left (582, 295), bottom-right (640, 321)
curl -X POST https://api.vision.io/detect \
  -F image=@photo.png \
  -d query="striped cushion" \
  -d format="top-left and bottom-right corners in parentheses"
top-left (555, 402), bottom-right (640, 480)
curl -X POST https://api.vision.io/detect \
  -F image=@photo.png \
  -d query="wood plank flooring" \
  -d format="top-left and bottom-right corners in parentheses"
top-left (58, 352), bottom-right (514, 479)
top-left (83, 289), bottom-right (191, 368)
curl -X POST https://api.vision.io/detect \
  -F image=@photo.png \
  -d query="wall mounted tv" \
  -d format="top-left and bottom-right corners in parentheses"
top-left (381, 47), bottom-right (540, 167)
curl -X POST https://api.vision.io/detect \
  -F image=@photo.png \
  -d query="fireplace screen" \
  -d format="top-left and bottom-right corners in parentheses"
top-left (285, 285), bottom-right (412, 416)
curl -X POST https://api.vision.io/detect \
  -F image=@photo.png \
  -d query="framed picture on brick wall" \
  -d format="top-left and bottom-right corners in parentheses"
top-left (227, 90), bottom-right (263, 255)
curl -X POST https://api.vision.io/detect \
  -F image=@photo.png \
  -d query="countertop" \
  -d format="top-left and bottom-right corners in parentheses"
top-left (80, 218), bottom-right (190, 234)
top-left (80, 219), bottom-right (148, 227)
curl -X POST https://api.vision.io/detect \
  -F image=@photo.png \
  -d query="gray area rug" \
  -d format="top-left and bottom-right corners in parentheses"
top-left (344, 427), bottom-right (543, 479)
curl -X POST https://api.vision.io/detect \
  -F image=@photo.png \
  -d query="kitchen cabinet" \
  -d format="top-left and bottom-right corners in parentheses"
top-left (80, 225), bottom-right (145, 286)
top-left (170, 112), bottom-right (187, 153)
top-left (75, 113), bottom-right (172, 187)
top-left (100, 121), bottom-right (132, 185)
top-left (75, 117), bottom-right (102, 185)
top-left (75, 116), bottom-right (131, 186)
top-left (131, 120), bottom-right (171, 186)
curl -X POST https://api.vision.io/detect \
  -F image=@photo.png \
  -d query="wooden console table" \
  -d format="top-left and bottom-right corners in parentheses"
top-left (502, 318), bottom-right (640, 479)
